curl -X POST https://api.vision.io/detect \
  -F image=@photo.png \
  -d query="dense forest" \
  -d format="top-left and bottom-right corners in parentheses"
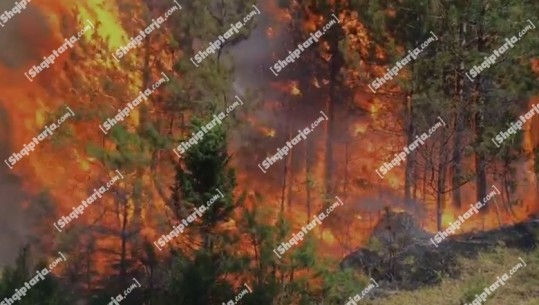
top-left (0, 0), bottom-right (538, 304)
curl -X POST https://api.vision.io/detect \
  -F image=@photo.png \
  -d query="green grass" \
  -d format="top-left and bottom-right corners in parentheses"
top-left (362, 247), bottom-right (539, 305)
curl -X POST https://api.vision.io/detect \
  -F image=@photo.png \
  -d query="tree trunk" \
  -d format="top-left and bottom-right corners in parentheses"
top-left (452, 21), bottom-right (466, 209)
top-left (325, 16), bottom-right (342, 199)
top-left (474, 9), bottom-right (488, 212)
top-left (306, 138), bottom-right (312, 219)
top-left (286, 126), bottom-right (294, 210)
top-left (119, 198), bottom-right (129, 287)
top-left (436, 128), bottom-right (449, 231)
top-left (404, 89), bottom-right (415, 207)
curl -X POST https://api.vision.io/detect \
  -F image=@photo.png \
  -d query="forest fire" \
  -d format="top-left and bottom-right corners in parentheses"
top-left (0, 0), bottom-right (538, 304)
top-left (0, 0), bottom-right (172, 280)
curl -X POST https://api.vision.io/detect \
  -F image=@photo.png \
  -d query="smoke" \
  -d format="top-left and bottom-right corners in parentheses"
top-left (225, 0), bottom-right (341, 188)
top-left (0, 3), bottom-right (52, 267)
top-left (354, 191), bottom-right (428, 216)
top-left (228, 0), bottom-right (293, 148)
top-left (230, 0), bottom-right (289, 95)
top-left (0, 107), bottom-right (33, 267)
top-left (0, 2), bottom-right (49, 70)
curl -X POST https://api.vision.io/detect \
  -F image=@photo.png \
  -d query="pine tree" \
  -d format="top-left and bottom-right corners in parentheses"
top-left (0, 247), bottom-right (69, 305)
top-left (164, 122), bottom-right (244, 305)
top-left (354, 0), bottom-right (539, 226)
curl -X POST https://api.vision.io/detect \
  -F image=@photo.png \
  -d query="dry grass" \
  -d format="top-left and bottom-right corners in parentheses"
top-left (361, 247), bottom-right (539, 305)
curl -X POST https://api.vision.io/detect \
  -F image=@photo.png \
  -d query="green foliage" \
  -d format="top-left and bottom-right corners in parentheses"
top-left (164, 113), bottom-right (245, 305)
top-left (0, 249), bottom-right (69, 305)
top-left (460, 276), bottom-right (488, 304)
top-left (178, 119), bottom-right (237, 229)
top-left (317, 265), bottom-right (362, 305)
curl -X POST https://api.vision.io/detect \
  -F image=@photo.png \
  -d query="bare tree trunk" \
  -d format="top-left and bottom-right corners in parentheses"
top-left (474, 11), bottom-right (488, 213)
top-left (492, 196), bottom-right (503, 226)
top-left (422, 163), bottom-right (428, 202)
top-left (119, 198), bottom-right (129, 287)
top-left (286, 132), bottom-right (294, 210)
top-left (306, 139), bottom-right (312, 219)
top-left (344, 140), bottom-right (349, 198)
top-left (325, 100), bottom-right (335, 199)
top-left (325, 15), bottom-right (343, 199)
top-left (452, 21), bottom-right (466, 209)
top-left (280, 106), bottom-right (292, 214)
top-left (437, 129), bottom-right (449, 231)
top-left (404, 90), bottom-right (416, 207)
top-left (86, 243), bottom-right (93, 290)
top-left (501, 160), bottom-right (517, 220)
top-left (412, 161), bottom-right (418, 200)
top-left (280, 175), bottom-right (286, 215)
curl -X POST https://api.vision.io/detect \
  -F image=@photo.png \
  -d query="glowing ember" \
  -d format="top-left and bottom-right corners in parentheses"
top-left (312, 77), bottom-right (321, 88)
top-left (290, 83), bottom-right (301, 96)
top-left (266, 26), bottom-right (275, 38)
top-left (352, 122), bottom-right (369, 135)
top-left (262, 127), bottom-right (276, 137)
